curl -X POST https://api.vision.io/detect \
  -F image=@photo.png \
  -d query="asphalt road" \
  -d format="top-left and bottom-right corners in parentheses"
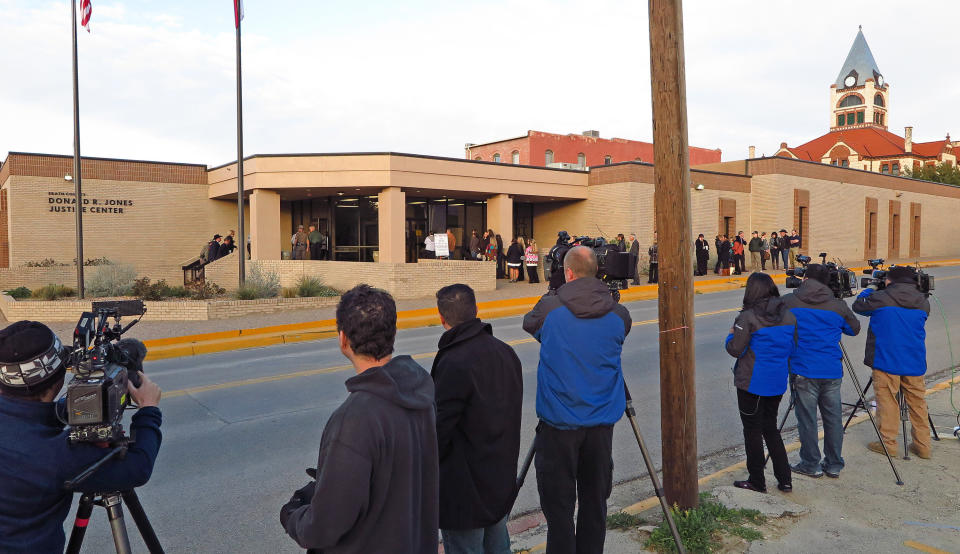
top-left (67, 265), bottom-right (960, 553)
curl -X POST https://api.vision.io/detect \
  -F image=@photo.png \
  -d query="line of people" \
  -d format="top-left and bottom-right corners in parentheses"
top-left (725, 264), bottom-right (931, 495)
top-left (200, 231), bottom-right (237, 265)
top-left (711, 229), bottom-right (803, 275)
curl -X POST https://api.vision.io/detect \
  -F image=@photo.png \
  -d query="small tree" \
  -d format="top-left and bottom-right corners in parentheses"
top-left (904, 162), bottom-right (960, 186)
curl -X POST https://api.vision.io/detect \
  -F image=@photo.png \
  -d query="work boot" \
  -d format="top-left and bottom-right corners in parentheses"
top-left (908, 443), bottom-right (931, 459)
top-left (867, 441), bottom-right (896, 456)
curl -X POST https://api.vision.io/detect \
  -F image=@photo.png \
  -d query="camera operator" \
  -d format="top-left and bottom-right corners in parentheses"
top-left (852, 266), bottom-right (932, 459)
top-left (522, 246), bottom-right (632, 554)
top-left (781, 265), bottom-right (861, 478)
top-left (546, 231), bottom-right (572, 291)
top-left (432, 284), bottom-right (522, 553)
top-left (279, 285), bottom-right (439, 553)
top-left (0, 321), bottom-right (162, 554)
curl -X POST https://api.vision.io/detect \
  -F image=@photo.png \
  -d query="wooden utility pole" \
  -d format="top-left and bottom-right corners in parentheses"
top-left (648, 0), bottom-right (698, 508)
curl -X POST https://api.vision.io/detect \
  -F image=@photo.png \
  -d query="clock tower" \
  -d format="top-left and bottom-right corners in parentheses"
top-left (829, 28), bottom-right (889, 131)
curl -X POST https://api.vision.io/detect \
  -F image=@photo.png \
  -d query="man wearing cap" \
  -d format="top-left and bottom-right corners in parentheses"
top-left (0, 321), bottom-right (163, 553)
top-left (781, 265), bottom-right (860, 478)
top-left (206, 234), bottom-right (223, 264)
top-left (292, 225), bottom-right (309, 260)
top-left (853, 266), bottom-right (932, 459)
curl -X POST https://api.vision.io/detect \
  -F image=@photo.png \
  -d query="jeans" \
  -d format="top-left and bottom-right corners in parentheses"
top-left (536, 424), bottom-right (613, 554)
top-left (737, 389), bottom-right (790, 488)
top-left (791, 374), bottom-right (845, 474)
top-left (781, 248), bottom-right (790, 269)
top-left (442, 516), bottom-right (511, 554)
top-left (648, 263), bottom-right (658, 283)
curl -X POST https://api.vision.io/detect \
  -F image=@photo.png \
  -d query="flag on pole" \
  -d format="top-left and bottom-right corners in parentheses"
top-left (80, 0), bottom-right (92, 32)
top-left (234, 0), bottom-right (244, 28)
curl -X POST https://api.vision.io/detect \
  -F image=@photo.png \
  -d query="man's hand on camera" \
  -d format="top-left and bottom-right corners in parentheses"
top-left (280, 481), bottom-right (316, 527)
top-left (128, 372), bottom-right (162, 408)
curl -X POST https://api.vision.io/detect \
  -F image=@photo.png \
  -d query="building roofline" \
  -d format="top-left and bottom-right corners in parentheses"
top-left (462, 134), bottom-right (531, 149)
top-left (747, 155), bottom-right (960, 189)
top-left (597, 160), bottom-right (752, 179)
top-left (207, 151), bottom-right (589, 174)
top-left (2, 150), bottom-right (208, 168)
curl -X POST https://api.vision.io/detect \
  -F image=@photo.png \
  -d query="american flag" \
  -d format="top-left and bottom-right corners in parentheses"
top-left (234, 0), bottom-right (244, 28)
top-left (80, 0), bottom-right (92, 32)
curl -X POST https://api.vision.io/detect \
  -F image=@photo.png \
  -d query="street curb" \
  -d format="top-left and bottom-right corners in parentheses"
top-left (142, 258), bottom-right (960, 361)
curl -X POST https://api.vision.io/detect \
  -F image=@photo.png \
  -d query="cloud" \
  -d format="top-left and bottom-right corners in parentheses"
top-left (0, 0), bottom-right (957, 167)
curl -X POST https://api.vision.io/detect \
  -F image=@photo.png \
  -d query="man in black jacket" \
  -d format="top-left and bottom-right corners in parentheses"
top-left (432, 284), bottom-right (522, 554)
top-left (280, 285), bottom-right (439, 553)
top-left (694, 233), bottom-right (709, 276)
top-left (206, 234), bottom-right (222, 264)
top-left (629, 234), bottom-right (641, 285)
top-left (0, 321), bottom-right (163, 554)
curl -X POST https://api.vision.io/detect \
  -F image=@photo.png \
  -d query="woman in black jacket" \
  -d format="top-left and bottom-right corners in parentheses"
top-left (506, 237), bottom-right (523, 282)
top-left (724, 273), bottom-right (795, 493)
top-left (714, 235), bottom-right (722, 274)
top-left (718, 235), bottom-right (731, 272)
top-left (769, 229), bottom-right (781, 270)
top-left (495, 234), bottom-right (506, 279)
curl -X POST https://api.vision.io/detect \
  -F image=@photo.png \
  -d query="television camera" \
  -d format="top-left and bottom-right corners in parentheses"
top-left (861, 258), bottom-right (935, 296)
top-left (785, 252), bottom-right (857, 299)
top-left (573, 236), bottom-right (631, 302)
top-left (64, 299), bottom-right (147, 444)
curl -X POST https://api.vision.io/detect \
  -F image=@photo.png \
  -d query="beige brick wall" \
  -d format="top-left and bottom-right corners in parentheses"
top-left (205, 257), bottom-right (497, 300)
top-left (7, 175), bottom-right (246, 279)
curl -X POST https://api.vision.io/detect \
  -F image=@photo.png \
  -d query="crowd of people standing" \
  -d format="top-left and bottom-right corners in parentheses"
top-left (710, 229), bottom-right (803, 275)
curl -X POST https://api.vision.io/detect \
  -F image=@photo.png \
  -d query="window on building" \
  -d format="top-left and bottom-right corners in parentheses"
top-left (577, 153), bottom-right (585, 168)
top-left (493, 153), bottom-right (500, 163)
top-left (511, 150), bottom-right (519, 164)
top-left (474, 156), bottom-right (482, 160)
top-left (604, 155), bottom-right (612, 165)
top-left (874, 93), bottom-right (885, 107)
top-left (545, 150), bottom-right (554, 165)
top-left (841, 160), bottom-right (849, 167)
top-left (837, 114), bottom-right (845, 127)
top-left (838, 94), bottom-right (864, 108)
top-left (856, 111), bottom-right (865, 124)
top-left (881, 164), bottom-right (890, 174)
top-left (892, 162), bottom-right (900, 176)
top-left (830, 160), bottom-right (838, 166)
top-left (879, 113), bottom-right (885, 126)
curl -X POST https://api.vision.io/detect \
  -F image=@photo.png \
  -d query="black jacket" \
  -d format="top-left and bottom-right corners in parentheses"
top-left (695, 238), bottom-right (709, 258)
top-left (281, 356), bottom-right (439, 553)
top-left (431, 319), bottom-right (522, 530)
top-left (629, 240), bottom-right (640, 256)
top-left (206, 241), bottom-right (221, 263)
top-left (218, 241), bottom-right (234, 258)
top-left (506, 243), bottom-right (523, 264)
top-left (748, 237), bottom-right (762, 252)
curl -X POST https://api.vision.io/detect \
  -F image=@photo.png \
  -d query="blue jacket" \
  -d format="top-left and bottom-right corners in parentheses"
top-left (725, 298), bottom-right (796, 396)
top-left (852, 284), bottom-right (929, 375)
top-left (781, 279), bottom-right (861, 379)
top-left (0, 396), bottom-right (162, 554)
top-left (522, 277), bottom-right (632, 429)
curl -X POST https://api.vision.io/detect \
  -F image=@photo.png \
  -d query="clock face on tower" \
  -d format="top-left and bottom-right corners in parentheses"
top-left (877, 75), bottom-right (884, 87)
top-left (844, 75), bottom-right (856, 88)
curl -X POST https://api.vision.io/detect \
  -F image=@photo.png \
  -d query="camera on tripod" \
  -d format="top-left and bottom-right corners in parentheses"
top-left (574, 236), bottom-right (631, 301)
top-left (65, 300), bottom-right (147, 444)
top-left (785, 252), bottom-right (857, 299)
top-left (861, 259), bottom-right (935, 295)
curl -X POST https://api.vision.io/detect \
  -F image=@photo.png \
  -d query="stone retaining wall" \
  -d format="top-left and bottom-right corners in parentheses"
top-left (0, 293), bottom-right (339, 321)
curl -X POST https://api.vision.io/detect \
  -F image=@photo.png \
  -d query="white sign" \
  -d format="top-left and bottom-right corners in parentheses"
top-left (434, 234), bottom-right (449, 258)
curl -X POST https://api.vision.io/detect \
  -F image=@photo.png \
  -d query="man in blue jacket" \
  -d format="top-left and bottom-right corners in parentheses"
top-left (0, 321), bottom-right (163, 554)
top-left (523, 246), bottom-right (632, 554)
top-left (853, 265), bottom-right (932, 459)
top-left (781, 265), bottom-right (861, 478)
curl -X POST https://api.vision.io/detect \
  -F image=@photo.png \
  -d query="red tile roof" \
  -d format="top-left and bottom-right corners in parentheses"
top-left (784, 127), bottom-right (948, 161)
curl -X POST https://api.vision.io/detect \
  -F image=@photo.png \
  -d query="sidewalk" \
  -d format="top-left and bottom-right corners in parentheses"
top-left (571, 380), bottom-right (960, 553)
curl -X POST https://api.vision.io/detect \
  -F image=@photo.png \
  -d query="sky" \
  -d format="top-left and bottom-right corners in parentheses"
top-left (1, 0), bottom-right (957, 167)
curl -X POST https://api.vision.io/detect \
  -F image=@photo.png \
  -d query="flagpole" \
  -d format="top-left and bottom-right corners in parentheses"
top-left (235, 5), bottom-right (246, 287)
top-left (71, 0), bottom-right (86, 298)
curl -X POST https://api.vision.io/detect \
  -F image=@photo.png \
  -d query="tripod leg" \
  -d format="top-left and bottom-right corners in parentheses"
top-left (516, 434), bottom-right (537, 490)
top-left (103, 493), bottom-right (133, 554)
top-left (899, 392), bottom-right (910, 460)
top-left (624, 386), bottom-right (686, 554)
top-left (842, 377), bottom-right (873, 432)
top-left (840, 345), bottom-right (903, 485)
top-left (929, 414), bottom-right (941, 441)
top-left (65, 494), bottom-right (96, 554)
top-left (122, 490), bottom-right (165, 554)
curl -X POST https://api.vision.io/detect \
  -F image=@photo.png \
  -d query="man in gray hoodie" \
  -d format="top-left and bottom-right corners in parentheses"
top-left (280, 284), bottom-right (439, 553)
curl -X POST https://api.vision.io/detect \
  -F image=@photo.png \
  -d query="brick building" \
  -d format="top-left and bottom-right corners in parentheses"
top-left (465, 130), bottom-right (722, 168)
top-left (3, 149), bottom-right (960, 298)
top-left (775, 29), bottom-right (957, 175)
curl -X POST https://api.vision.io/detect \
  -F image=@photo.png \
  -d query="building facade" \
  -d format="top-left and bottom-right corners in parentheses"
top-left (3, 150), bottom-right (960, 296)
top-left (465, 130), bottom-right (722, 168)
top-left (775, 29), bottom-right (957, 175)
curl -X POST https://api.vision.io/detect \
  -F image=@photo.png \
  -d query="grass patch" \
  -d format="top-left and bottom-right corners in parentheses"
top-left (4, 286), bottom-right (31, 299)
top-left (31, 284), bottom-right (76, 300)
top-left (295, 275), bottom-right (338, 298)
top-left (606, 511), bottom-right (648, 530)
top-left (280, 287), bottom-right (298, 298)
top-left (646, 492), bottom-right (766, 553)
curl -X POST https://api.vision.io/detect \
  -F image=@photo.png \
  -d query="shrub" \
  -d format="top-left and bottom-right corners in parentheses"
top-left (132, 277), bottom-right (173, 301)
top-left (235, 265), bottom-right (280, 299)
top-left (83, 257), bottom-right (112, 267)
top-left (295, 276), bottom-right (338, 297)
top-left (166, 286), bottom-right (191, 298)
top-left (24, 259), bottom-right (62, 268)
top-left (4, 287), bottom-right (32, 300)
top-left (31, 284), bottom-right (76, 300)
top-left (86, 264), bottom-right (136, 297)
top-left (281, 287), bottom-right (298, 298)
top-left (188, 281), bottom-right (225, 300)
